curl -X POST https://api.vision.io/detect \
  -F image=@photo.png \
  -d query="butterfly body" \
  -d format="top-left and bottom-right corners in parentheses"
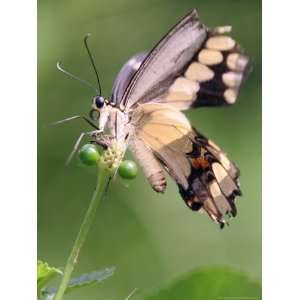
top-left (69, 9), bottom-right (250, 227)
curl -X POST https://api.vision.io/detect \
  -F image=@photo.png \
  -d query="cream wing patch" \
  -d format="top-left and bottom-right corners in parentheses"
top-left (198, 49), bottom-right (223, 66)
top-left (209, 180), bottom-right (231, 215)
top-left (206, 36), bottom-right (236, 51)
top-left (222, 72), bottom-right (243, 88)
top-left (163, 77), bottom-right (200, 110)
top-left (227, 53), bottom-right (249, 72)
top-left (165, 77), bottom-right (199, 103)
top-left (224, 89), bottom-right (238, 104)
top-left (169, 77), bottom-right (199, 94)
top-left (212, 25), bottom-right (232, 34)
top-left (185, 62), bottom-right (214, 82)
top-left (212, 162), bottom-right (237, 197)
top-left (206, 142), bottom-right (239, 180)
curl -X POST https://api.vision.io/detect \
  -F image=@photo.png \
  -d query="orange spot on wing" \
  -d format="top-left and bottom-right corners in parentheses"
top-left (191, 157), bottom-right (210, 169)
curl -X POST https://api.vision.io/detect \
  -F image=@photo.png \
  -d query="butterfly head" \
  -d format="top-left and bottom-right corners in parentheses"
top-left (89, 95), bottom-right (114, 132)
top-left (89, 95), bottom-right (106, 120)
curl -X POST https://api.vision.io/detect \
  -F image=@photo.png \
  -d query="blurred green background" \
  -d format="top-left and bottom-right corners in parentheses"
top-left (38, 0), bottom-right (261, 299)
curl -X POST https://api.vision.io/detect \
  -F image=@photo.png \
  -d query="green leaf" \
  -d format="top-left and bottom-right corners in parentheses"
top-left (44, 266), bottom-right (115, 299)
top-left (37, 260), bottom-right (62, 292)
top-left (146, 267), bottom-right (261, 300)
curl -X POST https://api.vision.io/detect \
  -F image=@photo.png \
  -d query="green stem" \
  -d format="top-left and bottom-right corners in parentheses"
top-left (53, 164), bottom-right (112, 300)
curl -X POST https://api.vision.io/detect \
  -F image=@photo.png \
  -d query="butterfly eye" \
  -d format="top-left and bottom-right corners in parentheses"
top-left (89, 109), bottom-right (100, 121)
top-left (94, 96), bottom-right (105, 109)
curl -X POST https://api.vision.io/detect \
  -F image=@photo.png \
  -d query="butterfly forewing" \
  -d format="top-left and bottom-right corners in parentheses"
top-left (119, 9), bottom-right (207, 110)
top-left (115, 11), bottom-right (249, 111)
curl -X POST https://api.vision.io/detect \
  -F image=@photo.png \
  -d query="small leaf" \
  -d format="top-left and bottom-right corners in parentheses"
top-left (65, 266), bottom-right (115, 293)
top-left (37, 260), bottom-right (62, 292)
top-left (146, 267), bottom-right (261, 300)
top-left (44, 266), bottom-right (115, 298)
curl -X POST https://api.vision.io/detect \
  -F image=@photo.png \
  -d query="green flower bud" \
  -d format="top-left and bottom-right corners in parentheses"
top-left (118, 160), bottom-right (138, 179)
top-left (78, 144), bottom-right (101, 166)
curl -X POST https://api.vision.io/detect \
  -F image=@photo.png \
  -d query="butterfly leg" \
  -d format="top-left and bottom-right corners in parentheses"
top-left (90, 134), bottom-right (116, 150)
top-left (66, 130), bottom-right (100, 165)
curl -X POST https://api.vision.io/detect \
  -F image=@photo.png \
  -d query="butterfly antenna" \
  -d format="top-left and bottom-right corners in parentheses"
top-left (51, 115), bottom-right (99, 130)
top-left (56, 62), bottom-right (99, 94)
top-left (84, 33), bottom-right (102, 96)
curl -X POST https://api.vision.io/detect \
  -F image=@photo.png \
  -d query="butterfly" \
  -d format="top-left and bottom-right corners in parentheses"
top-left (57, 9), bottom-right (250, 228)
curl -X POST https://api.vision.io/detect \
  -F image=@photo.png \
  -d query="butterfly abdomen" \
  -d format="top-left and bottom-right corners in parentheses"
top-left (129, 137), bottom-right (167, 193)
top-left (148, 172), bottom-right (167, 193)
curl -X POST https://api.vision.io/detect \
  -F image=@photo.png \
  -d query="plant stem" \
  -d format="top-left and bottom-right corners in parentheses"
top-left (53, 164), bottom-right (112, 300)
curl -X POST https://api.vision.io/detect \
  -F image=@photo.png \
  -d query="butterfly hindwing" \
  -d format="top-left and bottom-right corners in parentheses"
top-left (131, 103), bottom-right (241, 227)
top-left (181, 130), bottom-right (241, 226)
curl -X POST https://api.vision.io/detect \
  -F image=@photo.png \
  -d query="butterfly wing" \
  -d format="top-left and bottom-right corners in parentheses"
top-left (119, 9), bottom-right (207, 110)
top-left (114, 10), bottom-right (248, 226)
top-left (130, 103), bottom-right (241, 227)
top-left (116, 9), bottom-right (249, 111)
top-left (111, 52), bottom-right (148, 105)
